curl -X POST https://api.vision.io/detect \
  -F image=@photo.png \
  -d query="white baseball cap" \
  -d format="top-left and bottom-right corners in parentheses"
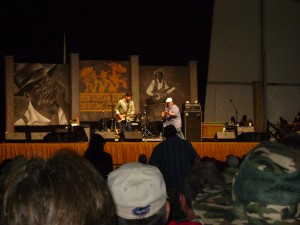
top-left (107, 162), bottom-right (167, 219)
top-left (166, 97), bottom-right (173, 103)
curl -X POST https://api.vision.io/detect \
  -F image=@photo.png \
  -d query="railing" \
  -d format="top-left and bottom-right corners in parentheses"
top-left (266, 120), bottom-right (281, 141)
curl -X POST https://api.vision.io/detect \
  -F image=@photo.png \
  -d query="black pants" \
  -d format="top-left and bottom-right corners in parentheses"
top-left (120, 121), bottom-right (132, 132)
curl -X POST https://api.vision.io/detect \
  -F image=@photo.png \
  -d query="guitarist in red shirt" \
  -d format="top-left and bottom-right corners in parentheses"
top-left (115, 92), bottom-right (135, 132)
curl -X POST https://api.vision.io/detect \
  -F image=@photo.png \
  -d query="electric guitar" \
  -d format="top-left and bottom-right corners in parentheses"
top-left (116, 113), bottom-right (127, 122)
top-left (161, 108), bottom-right (170, 123)
top-left (116, 113), bottom-right (137, 123)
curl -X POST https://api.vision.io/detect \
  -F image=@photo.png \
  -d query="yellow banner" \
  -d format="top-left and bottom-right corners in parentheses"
top-left (80, 93), bottom-right (124, 112)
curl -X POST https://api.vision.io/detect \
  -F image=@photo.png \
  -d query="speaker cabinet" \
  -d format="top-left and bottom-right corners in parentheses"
top-left (184, 111), bottom-right (202, 142)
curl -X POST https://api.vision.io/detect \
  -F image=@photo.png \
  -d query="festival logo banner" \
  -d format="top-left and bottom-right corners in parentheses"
top-left (79, 61), bottom-right (130, 121)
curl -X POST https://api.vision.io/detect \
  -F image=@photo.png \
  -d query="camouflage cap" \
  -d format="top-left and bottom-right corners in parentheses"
top-left (233, 141), bottom-right (300, 224)
top-left (192, 184), bottom-right (243, 225)
top-left (192, 141), bottom-right (300, 225)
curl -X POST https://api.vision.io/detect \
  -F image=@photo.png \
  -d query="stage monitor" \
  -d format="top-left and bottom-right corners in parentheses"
top-left (214, 132), bottom-right (236, 142)
top-left (124, 131), bottom-right (143, 142)
top-left (237, 132), bottom-right (270, 142)
top-left (94, 131), bottom-right (116, 141)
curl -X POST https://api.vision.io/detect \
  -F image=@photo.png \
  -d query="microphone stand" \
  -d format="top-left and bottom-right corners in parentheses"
top-left (109, 94), bottom-right (115, 131)
top-left (101, 103), bottom-right (106, 131)
top-left (229, 99), bottom-right (239, 124)
top-left (142, 105), bottom-right (154, 137)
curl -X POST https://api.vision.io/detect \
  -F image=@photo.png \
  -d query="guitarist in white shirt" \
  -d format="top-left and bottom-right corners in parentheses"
top-left (115, 92), bottom-right (135, 132)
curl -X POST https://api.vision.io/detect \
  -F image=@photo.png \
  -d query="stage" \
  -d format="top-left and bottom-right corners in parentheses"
top-left (0, 141), bottom-right (259, 168)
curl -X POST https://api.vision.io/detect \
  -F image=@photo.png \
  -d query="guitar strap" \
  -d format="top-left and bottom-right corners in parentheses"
top-left (124, 100), bottom-right (130, 114)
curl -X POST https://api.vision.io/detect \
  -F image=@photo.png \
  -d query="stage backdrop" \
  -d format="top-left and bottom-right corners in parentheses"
top-left (5, 56), bottom-right (198, 133)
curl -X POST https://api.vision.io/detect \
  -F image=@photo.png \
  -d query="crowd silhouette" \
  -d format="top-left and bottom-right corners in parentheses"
top-left (0, 131), bottom-right (299, 225)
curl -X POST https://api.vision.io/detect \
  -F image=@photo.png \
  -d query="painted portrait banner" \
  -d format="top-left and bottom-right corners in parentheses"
top-left (13, 63), bottom-right (70, 126)
top-left (139, 66), bottom-right (190, 122)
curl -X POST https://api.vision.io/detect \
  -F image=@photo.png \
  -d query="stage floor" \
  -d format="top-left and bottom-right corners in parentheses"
top-left (0, 141), bottom-right (259, 167)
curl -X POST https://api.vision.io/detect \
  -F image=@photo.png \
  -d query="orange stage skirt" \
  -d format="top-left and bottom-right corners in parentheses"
top-left (0, 142), bottom-right (259, 167)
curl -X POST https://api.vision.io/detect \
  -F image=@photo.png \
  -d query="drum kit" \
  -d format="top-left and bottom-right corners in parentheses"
top-left (98, 104), bottom-right (155, 137)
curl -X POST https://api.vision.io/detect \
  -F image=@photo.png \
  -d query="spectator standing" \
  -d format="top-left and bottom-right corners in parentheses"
top-left (149, 125), bottom-right (200, 221)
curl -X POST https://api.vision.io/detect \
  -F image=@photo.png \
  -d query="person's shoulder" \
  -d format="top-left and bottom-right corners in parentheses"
top-left (180, 139), bottom-right (197, 151)
top-left (178, 138), bottom-right (193, 144)
top-left (101, 151), bottom-right (112, 157)
top-left (152, 140), bottom-right (169, 153)
top-left (154, 141), bottom-right (165, 149)
top-left (163, 136), bottom-right (180, 143)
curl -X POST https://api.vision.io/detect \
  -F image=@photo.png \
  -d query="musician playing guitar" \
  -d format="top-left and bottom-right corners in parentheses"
top-left (115, 92), bottom-right (135, 132)
top-left (161, 97), bottom-right (185, 139)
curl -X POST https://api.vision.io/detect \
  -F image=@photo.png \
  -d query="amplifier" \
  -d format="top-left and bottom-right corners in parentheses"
top-left (182, 103), bottom-right (201, 112)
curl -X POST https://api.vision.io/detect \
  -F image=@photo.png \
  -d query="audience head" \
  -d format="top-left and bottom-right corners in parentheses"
top-left (138, 154), bottom-right (148, 164)
top-left (181, 161), bottom-right (225, 209)
top-left (230, 116), bottom-right (235, 123)
top-left (88, 133), bottom-right (106, 151)
top-left (107, 162), bottom-right (168, 225)
top-left (163, 125), bottom-right (177, 138)
top-left (242, 114), bottom-right (247, 121)
top-left (0, 155), bottom-right (26, 182)
top-left (225, 155), bottom-right (240, 168)
top-left (0, 149), bottom-right (116, 225)
top-left (279, 132), bottom-right (300, 151)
